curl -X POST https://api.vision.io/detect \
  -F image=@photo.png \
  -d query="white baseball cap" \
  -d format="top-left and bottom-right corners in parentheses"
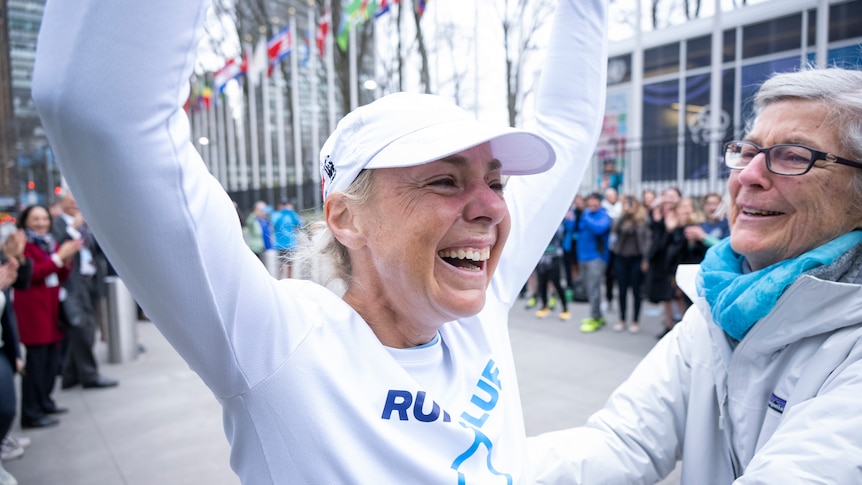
top-left (319, 92), bottom-right (555, 200)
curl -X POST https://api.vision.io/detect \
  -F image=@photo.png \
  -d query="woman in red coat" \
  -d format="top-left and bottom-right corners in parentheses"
top-left (13, 204), bottom-right (79, 428)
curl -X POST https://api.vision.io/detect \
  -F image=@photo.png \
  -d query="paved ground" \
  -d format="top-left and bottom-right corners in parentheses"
top-left (5, 293), bottom-right (681, 484)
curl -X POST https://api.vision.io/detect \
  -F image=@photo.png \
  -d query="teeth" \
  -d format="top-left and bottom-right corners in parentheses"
top-left (438, 247), bottom-right (491, 261)
top-left (743, 208), bottom-right (781, 216)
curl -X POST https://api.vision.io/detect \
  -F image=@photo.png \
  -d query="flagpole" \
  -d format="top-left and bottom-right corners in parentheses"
top-left (275, 68), bottom-right (288, 198)
top-left (208, 87), bottom-right (218, 178)
top-left (290, 13), bottom-right (304, 208)
top-left (216, 92), bottom-right (228, 187)
top-left (247, 41), bottom-right (261, 192)
top-left (236, 79), bottom-right (249, 191)
top-left (349, 25), bottom-right (358, 110)
top-left (473, 0), bottom-right (479, 118)
top-left (309, 3), bottom-right (321, 209)
top-left (190, 77), bottom-right (202, 164)
top-left (225, 87), bottom-right (238, 192)
top-left (433, 0), bottom-right (439, 93)
top-left (263, 55), bottom-right (274, 190)
top-left (325, 1), bottom-right (336, 134)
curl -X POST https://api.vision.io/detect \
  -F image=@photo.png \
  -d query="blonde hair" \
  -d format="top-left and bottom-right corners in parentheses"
top-left (292, 170), bottom-right (376, 292)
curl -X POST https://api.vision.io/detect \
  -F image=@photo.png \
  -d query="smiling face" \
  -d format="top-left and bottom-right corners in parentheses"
top-left (728, 99), bottom-right (862, 270)
top-left (340, 142), bottom-right (509, 346)
top-left (24, 206), bottom-right (51, 236)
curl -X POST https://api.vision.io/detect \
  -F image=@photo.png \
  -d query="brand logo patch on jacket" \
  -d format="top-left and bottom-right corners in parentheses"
top-left (768, 393), bottom-right (786, 414)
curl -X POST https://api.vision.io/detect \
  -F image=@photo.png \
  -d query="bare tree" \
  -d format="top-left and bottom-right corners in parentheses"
top-left (494, 0), bottom-right (556, 128)
top-left (410, 2), bottom-right (432, 94)
top-left (435, 21), bottom-right (471, 106)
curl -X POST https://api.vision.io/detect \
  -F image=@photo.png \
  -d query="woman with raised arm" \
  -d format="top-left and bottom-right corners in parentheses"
top-left (33, 0), bottom-right (607, 483)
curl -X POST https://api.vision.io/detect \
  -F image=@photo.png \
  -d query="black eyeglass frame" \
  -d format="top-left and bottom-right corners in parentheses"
top-left (723, 140), bottom-right (862, 176)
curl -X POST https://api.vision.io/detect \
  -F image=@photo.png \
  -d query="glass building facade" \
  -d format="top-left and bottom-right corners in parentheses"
top-left (591, 0), bottom-right (862, 198)
top-left (6, 0), bottom-right (55, 209)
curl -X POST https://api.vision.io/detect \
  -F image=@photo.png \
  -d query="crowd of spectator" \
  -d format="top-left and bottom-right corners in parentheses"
top-left (0, 195), bottom-right (308, 483)
top-left (0, 190), bottom-right (127, 484)
top-left (523, 174), bottom-right (731, 339)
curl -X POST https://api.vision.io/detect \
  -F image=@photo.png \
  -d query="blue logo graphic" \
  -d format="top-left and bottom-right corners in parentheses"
top-left (768, 393), bottom-right (786, 414)
top-left (451, 359), bottom-right (512, 484)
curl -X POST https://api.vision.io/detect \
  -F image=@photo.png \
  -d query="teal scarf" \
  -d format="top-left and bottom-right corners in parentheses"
top-left (697, 231), bottom-right (862, 341)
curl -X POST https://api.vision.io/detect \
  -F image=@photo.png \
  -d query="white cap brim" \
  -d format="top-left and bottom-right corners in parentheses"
top-left (366, 118), bottom-right (555, 175)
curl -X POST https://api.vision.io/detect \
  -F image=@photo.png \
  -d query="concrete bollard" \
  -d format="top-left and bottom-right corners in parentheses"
top-left (105, 276), bottom-right (139, 364)
top-left (262, 249), bottom-right (280, 278)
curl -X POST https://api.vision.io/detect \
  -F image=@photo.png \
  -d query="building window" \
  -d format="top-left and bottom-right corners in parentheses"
top-left (806, 9), bottom-right (817, 47)
top-left (686, 35), bottom-right (711, 70)
top-left (829, 0), bottom-right (862, 43)
top-left (828, 45), bottom-right (862, 69)
top-left (723, 29), bottom-right (736, 64)
top-left (683, 74), bottom-right (711, 180)
top-left (740, 56), bottom-right (800, 125)
top-left (644, 42), bottom-right (680, 78)
top-left (642, 79), bottom-right (679, 182)
top-left (743, 13), bottom-right (803, 59)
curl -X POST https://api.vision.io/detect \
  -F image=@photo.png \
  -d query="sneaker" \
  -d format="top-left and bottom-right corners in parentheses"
top-left (559, 311), bottom-right (571, 321)
top-left (548, 296), bottom-right (557, 310)
top-left (3, 437), bottom-right (29, 449)
top-left (525, 297), bottom-right (537, 309)
top-left (580, 317), bottom-right (604, 333)
top-left (0, 462), bottom-right (17, 485)
top-left (613, 321), bottom-right (625, 332)
top-left (535, 308), bottom-right (551, 319)
top-left (628, 322), bottom-right (640, 333)
top-left (0, 439), bottom-right (22, 461)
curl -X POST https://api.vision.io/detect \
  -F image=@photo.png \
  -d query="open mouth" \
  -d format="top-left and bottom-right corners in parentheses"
top-left (742, 207), bottom-right (783, 217)
top-left (437, 248), bottom-right (491, 272)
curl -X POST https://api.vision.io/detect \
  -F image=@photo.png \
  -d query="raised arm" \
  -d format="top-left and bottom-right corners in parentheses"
top-left (32, 0), bottom-right (298, 397)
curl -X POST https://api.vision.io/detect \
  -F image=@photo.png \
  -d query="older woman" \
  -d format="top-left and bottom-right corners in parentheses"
top-left (32, 0), bottom-right (605, 483)
top-left (530, 68), bottom-right (862, 483)
top-left (13, 205), bottom-right (78, 429)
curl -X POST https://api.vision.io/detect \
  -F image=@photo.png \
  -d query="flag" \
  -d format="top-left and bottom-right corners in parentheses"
top-left (316, 6), bottom-right (331, 58)
top-left (336, 0), bottom-right (369, 52)
top-left (267, 26), bottom-right (293, 75)
top-left (416, 0), bottom-right (427, 17)
top-left (300, 29), bottom-right (311, 68)
top-left (246, 37), bottom-right (267, 86)
top-left (198, 83), bottom-right (213, 110)
top-left (213, 58), bottom-right (243, 92)
top-left (375, 0), bottom-right (400, 18)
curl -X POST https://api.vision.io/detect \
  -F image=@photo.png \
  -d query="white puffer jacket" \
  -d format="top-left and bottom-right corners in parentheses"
top-left (530, 248), bottom-right (862, 484)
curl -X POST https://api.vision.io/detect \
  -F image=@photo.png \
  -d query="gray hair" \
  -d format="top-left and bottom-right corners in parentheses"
top-left (751, 68), bottom-right (862, 210)
top-left (291, 170), bottom-right (376, 292)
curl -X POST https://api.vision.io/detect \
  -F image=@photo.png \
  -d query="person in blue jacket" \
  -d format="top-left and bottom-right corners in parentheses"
top-left (576, 192), bottom-right (611, 333)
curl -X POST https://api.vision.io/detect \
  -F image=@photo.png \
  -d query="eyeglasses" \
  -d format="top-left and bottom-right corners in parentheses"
top-left (723, 140), bottom-right (862, 176)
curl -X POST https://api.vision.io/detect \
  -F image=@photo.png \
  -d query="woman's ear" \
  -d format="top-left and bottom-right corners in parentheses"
top-left (324, 194), bottom-right (365, 249)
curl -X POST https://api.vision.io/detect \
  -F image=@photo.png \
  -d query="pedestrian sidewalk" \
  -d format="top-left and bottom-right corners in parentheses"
top-left (5, 321), bottom-right (239, 485)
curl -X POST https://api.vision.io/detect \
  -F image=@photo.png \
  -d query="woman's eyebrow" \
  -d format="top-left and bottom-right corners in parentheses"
top-left (438, 155), bottom-right (503, 171)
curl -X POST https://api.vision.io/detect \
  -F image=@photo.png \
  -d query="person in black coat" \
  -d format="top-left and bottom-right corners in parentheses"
top-left (0, 226), bottom-right (33, 464)
top-left (52, 193), bottom-right (117, 390)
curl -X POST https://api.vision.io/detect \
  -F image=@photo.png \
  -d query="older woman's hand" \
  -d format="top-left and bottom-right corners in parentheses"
top-left (684, 225), bottom-right (706, 243)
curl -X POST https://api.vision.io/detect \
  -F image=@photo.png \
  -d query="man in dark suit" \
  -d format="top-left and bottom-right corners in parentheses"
top-left (52, 192), bottom-right (118, 389)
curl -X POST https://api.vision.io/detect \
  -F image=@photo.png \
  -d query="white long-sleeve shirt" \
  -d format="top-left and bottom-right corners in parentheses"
top-left (33, 1), bottom-right (606, 483)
